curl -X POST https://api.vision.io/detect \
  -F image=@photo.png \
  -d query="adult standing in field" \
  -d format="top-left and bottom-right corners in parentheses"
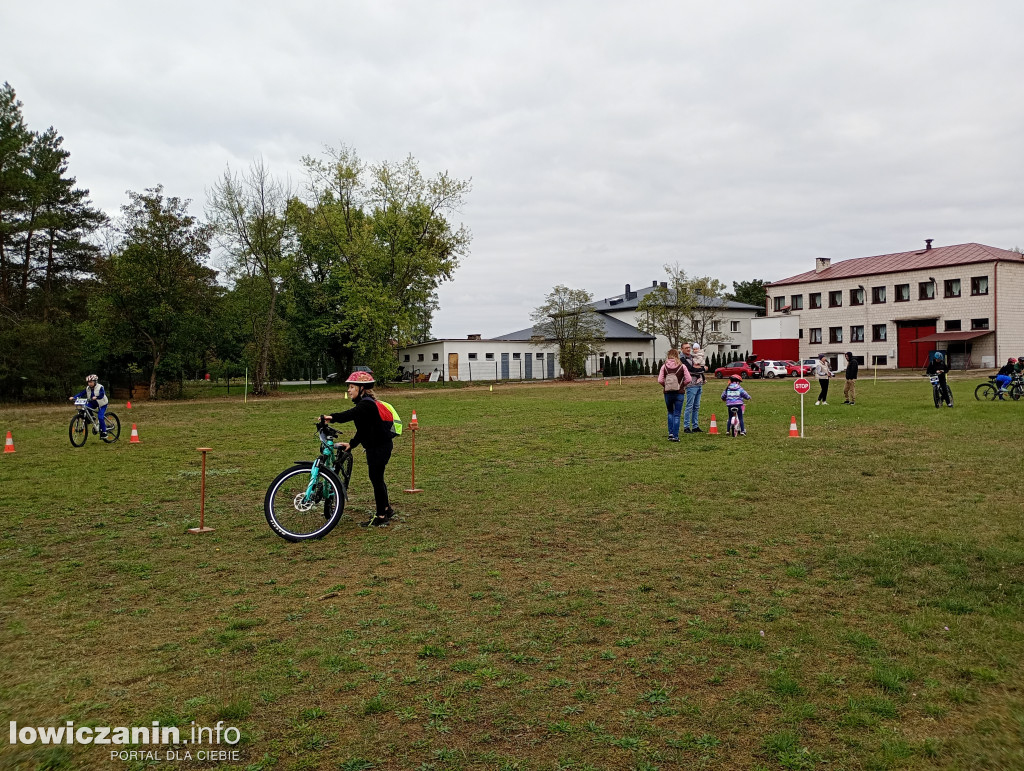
top-left (843, 352), bottom-right (859, 405)
top-left (320, 371), bottom-right (396, 527)
top-left (814, 353), bottom-right (833, 406)
top-left (657, 348), bottom-right (691, 441)
top-left (680, 342), bottom-right (706, 433)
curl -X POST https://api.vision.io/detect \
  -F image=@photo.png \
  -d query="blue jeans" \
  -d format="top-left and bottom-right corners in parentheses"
top-left (684, 385), bottom-right (703, 429)
top-left (663, 391), bottom-right (684, 438)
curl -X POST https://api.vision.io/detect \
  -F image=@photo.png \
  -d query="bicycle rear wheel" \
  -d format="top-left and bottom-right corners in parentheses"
top-left (69, 415), bottom-right (88, 447)
top-left (975, 383), bottom-right (997, 401)
top-left (101, 412), bottom-right (121, 443)
top-left (264, 465), bottom-right (345, 542)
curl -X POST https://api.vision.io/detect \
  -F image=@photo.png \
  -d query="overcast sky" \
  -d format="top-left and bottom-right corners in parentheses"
top-left (4, 1), bottom-right (1023, 338)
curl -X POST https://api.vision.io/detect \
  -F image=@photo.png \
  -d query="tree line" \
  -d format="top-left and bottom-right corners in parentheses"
top-left (0, 83), bottom-right (470, 400)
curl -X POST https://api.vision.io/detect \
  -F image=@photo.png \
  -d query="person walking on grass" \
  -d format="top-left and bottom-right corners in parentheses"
top-left (319, 371), bottom-right (396, 527)
top-left (657, 348), bottom-right (691, 441)
top-left (681, 342), bottom-right (706, 433)
top-left (814, 353), bottom-right (833, 405)
top-left (843, 352), bottom-right (859, 405)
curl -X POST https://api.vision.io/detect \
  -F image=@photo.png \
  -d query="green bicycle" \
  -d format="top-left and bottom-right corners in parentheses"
top-left (264, 418), bottom-right (354, 542)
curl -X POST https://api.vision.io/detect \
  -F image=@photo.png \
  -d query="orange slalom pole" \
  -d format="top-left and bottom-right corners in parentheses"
top-left (189, 448), bottom-right (215, 533)
top-left (404, 411), bottom-right (423, 493)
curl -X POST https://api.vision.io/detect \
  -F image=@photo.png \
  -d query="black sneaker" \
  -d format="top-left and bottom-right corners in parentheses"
top-left (669, 436), bottom-right (679, 442)
top-left (692, 427), bottom-right (703, 433)
top-left (360, 516), bottom-right (388, 528)
top-left (683, 427), bottom-right (692, 434)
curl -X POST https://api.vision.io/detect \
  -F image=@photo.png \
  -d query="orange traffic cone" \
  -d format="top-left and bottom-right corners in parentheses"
top-left (126, 401), bottom-right (132, 409)
top-left (3, 431), bottom-right (14, 453)
top-left (789, 416), bottom-right (799, 437)
top-left (129, 424), bottom-right (141, 444)
top-left (708, 414), bottom-right (718, 435)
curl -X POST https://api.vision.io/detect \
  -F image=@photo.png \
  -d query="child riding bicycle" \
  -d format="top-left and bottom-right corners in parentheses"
top-left (720, 374), bottom-right (751, 436)
top-left (69, 375), bottom-right (109, 437)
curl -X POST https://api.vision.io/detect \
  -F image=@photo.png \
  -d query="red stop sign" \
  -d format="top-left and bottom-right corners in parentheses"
top-left (793, 378), bottom-right (811, 394)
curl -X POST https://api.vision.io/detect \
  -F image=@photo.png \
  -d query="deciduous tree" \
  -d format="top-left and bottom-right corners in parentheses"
top-left (531, 285), bottom-right (604, 380)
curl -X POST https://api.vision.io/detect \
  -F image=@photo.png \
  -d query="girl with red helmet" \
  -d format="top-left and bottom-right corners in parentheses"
top-left (320, 371), bottom-right (396, 527)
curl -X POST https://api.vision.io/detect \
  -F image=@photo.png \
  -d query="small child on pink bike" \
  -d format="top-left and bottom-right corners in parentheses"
top-left (720, 374), bottom-right (751, 436)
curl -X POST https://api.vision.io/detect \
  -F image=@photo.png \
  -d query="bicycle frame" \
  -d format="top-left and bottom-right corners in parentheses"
top-left (300, 426), bottom-right (349, 505)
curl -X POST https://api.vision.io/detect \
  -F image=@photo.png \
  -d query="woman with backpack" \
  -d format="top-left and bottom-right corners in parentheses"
top-left (657, 349), bottom-right (692, 442)
top-left (320, 371), bottom-right (396, 527)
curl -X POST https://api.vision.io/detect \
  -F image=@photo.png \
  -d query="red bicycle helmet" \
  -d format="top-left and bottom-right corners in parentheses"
top-left (344, 371), bottom-right (375, 385)
top-left (729, 374), bottom-right (743, 382)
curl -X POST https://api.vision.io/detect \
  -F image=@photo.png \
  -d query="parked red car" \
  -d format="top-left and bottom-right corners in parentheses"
top-left (785, 360), bottom-right (813, 376)
top-left (714, 361), bottom-right (756, 379)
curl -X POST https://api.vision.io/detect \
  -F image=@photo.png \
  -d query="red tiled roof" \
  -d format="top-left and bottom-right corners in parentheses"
top-left (769, 243), bottom-right (1024, 287)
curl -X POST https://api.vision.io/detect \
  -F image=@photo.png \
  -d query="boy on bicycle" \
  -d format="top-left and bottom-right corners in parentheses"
top-left (69, 374), bottom-right (110, 437)
top-left (995, 358), bottom-right (1016, 399)
top-left (720, 374), bottom-right (751, 435)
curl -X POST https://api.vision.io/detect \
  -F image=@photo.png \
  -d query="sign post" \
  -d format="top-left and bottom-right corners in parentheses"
top-left (793, 378), bottom-right (811, 437)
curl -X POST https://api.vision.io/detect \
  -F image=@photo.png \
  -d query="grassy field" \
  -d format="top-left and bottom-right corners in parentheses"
top-left (1, 375), bottom-right (1023, 770)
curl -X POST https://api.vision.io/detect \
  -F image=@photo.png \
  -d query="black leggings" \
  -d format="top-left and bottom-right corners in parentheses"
top-left (818, 378), bottom-right (830, 402)
top-left (364, 442), bottom-right (393, 516)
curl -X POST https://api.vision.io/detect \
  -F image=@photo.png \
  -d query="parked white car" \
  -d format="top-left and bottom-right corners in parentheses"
top-left (759, 360), bottom-right (790, 379)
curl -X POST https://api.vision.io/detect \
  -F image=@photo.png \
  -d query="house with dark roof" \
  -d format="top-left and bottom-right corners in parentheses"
top-left (765, 241), bottom-right (1024, 369)
top-left (395, 280), bottom-right (763, 381)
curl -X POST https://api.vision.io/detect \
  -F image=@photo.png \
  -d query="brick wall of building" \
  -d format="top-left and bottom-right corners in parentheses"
top-left (767, 262), bottom-right (1000, 367)
top-left (996, 261), bottom-right (1024, 362)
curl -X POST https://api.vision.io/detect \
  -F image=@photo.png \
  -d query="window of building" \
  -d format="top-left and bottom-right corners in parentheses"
top-left (809, 293), bottom-right (822, 309)
top-left (791, 295), bottom-right (803, 310)
top-left (850, 325), bottom-right (865, 342)
top-left (809, 328), bottom-right (822, 344)
top-left (872, 355), bottom-right (888, 366)
top-left (773, 296), bottom-right (787, 311)
top-left (468, 353), bottom-right (478, 360)
top-left (971, 318), bottom-right (990, 330)
top-left (872, 324), bottom-right (887, 342)
top-left (852, 355), bottom-right (865, 365)
top-left (417, 354), bottom-right (424, 361)
top-left (624, 352), bottom-right (631, 359)
top-left (850, 288), bottom-right (865, 306)
top-left (432, 353), bottom-right (439, 361)
top-left (692, 321), bottom-right (699, 333)
top-left (512, 353), bottom-right (521, 360)
top-left (485, 353), bottom-right (494, 360)
top-left (711, 321), bottom-right (720, 332)
top-left (944, 319), bottom-right (961, 332)
top-left (944, 279), bottom-right (961, 298)
top-left (919, 281), bottom-right (935, 300)
top-left (730, 344), bottom-right (740, 350)
top-left (718, 345), bottom-right (726, 353)
top-left (828, 290), bottom-right (842, 308)
top-left (971, 276), bottom-right (989, 295)
top-left (403, 354), bottom-right (410, 362)
top-left (829, 326), bottom-right (843, 344)
top-left (730, 320), bottom-right (740, 332)
top-left (872, 286), bottom-right (886, 304)
top-left (798, 328), bottom-right (804, 339)
top-left (536, 353), bottom-right (544, 359)
top-left (895, 284), bottom-right (910, 302)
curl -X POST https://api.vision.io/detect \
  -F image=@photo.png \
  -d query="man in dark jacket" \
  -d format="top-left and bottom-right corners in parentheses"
top-left (320, 371), bottom-right (396, 527)
top-left (843, 352), bottom-right (859, 405)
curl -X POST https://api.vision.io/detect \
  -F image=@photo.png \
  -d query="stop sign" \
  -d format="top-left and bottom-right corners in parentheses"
top-left (793, 378), bottom-right (811, 394)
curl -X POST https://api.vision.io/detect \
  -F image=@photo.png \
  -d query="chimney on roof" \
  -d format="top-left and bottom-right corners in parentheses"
top-left (925, 239), bottom-right (933, 250)
top-left (624, 283), bottom-right (632, 299)
top-left (815, 258), bottom-right (831, 273)
top-left (660, 281), bottom-right (667, 288)
top-left (467, 333), bottom-right (481, 341)
top-left (652, 280), bottom-right (658, 287)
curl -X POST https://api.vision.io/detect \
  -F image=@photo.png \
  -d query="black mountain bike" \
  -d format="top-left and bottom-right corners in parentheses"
top-left (928, 374), bottom-right (953, 408)
top-left (69, 399), bottom-right (121, 446)
top-left (264, 419), bottom-right (354, 542)
top-left (975, 375), bottom-right (1024, 401)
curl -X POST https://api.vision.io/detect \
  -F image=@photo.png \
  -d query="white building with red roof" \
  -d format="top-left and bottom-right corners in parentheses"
top-left (764, 241), bottom-right (1024, 369)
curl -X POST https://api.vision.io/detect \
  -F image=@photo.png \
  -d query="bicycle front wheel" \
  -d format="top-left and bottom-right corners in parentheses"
top-left (101, 412), bottom-right (121, 443)
top-left (264, 465), bottom-right (345, 542)
top-left (975, 383), bottom-right (997, 401)
top-left (69, 415), bottom-right (88, 447)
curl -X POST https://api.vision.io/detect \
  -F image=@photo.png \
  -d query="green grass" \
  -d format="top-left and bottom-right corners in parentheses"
top-left (1, 375), bottom-right (1023, 769)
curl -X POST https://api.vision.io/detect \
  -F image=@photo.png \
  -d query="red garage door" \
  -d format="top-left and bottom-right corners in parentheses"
top-left (897, 322), bottom-right (936, 368)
